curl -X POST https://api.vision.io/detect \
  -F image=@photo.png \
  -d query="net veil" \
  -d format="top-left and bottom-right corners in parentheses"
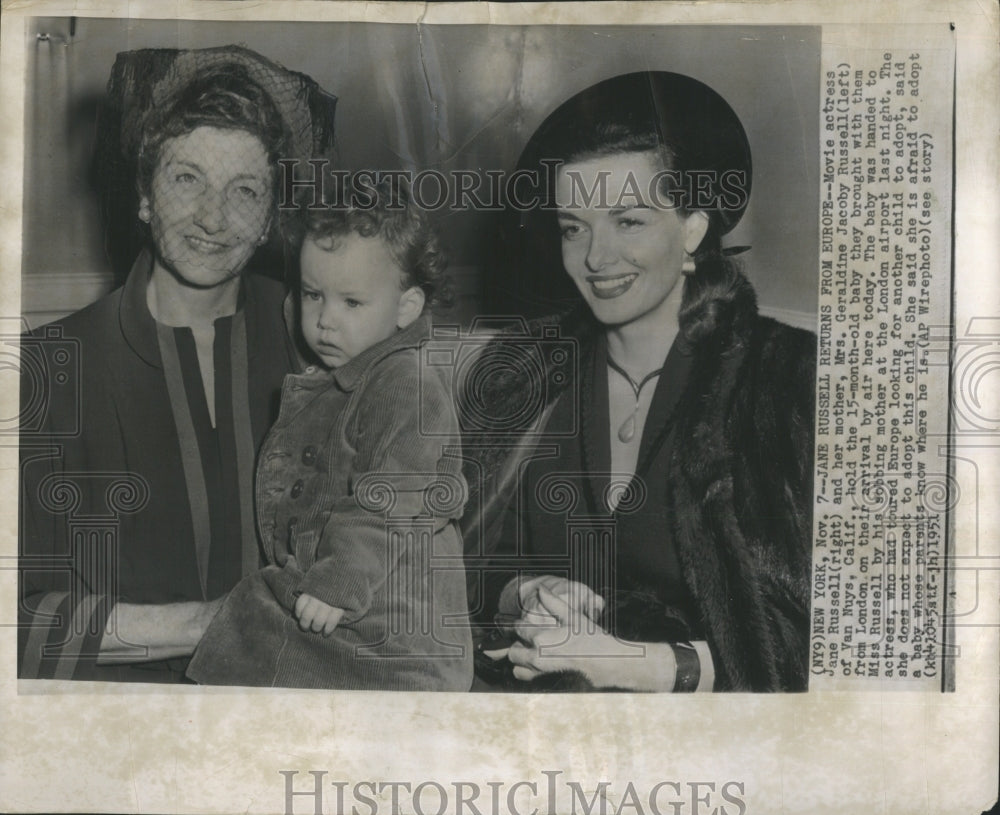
top-left (94, 45), bottom-right (337, 285)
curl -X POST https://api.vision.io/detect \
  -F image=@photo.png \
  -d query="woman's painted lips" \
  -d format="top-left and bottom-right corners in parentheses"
top-left (184, 235), bottom-right (231, 254)
top-left (587, 272), bottom-right (638, 299)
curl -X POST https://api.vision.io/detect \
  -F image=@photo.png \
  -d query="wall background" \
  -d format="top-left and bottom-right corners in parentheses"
top-left (21, 17), bottom-right (820, 328)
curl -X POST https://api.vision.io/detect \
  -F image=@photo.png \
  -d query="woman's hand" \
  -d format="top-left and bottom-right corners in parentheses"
top-left (506, 587), bottom-right (679, 691)
top-left (497, 575), bottom-right (605, 630)
top-left (97, 597), bottom-right (226, 664)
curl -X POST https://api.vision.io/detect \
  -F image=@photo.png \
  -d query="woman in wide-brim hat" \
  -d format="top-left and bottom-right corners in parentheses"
top-left (18, 46), bottom-right (336, 683)
top-left (464, 72), bottom-right (815, 692)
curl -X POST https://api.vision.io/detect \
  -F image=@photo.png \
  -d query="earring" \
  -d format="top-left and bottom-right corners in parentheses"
top-left (138, 202), bottom-right (151, 223)
top-left (681, 253), bottom-right (696, 275)
top-left (257, 234), bottom-right (269, 246)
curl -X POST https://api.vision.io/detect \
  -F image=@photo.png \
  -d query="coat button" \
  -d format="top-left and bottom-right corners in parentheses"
top-left (301, 446), bottom-right (317, 466)
top-left (290, 479), bottom-right (305, 499)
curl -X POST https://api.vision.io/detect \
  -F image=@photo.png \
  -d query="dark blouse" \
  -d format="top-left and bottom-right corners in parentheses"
top-left (479, 332), bottom-right (704, 640)
top-left (166, 316), bottom-right (253, 600)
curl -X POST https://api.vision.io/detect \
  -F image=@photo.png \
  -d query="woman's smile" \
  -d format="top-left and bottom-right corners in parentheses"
top-left (586, 272), bottom-right (639, 299)
top-left (146, 126), bottom-right (273, 290)
top-left (184, 234), bottom-right (232, 254)
top-left (556, 151), bottom-right (707, 329)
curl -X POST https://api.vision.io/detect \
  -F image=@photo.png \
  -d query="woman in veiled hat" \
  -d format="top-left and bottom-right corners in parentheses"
top-left (464, 72), bottom-right (816, 692)
top-left (18, 46), bottom-right (337, 683)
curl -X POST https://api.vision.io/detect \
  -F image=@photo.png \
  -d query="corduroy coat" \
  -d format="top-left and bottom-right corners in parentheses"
top-left (187, 314), bottom-right (474, 690)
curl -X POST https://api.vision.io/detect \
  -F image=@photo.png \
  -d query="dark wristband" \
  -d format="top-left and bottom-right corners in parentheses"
top-left (671, 642), bottom-right (701, 692)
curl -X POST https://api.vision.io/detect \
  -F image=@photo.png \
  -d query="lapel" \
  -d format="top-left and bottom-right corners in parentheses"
top-left (578, 334), bottom-right (611, 514)
top-left (332, 313), bottom-right (432, 392)
top-left (634, 333), bottom-right (694, 478)
top-left (118, 248), bottom-right (161, 368)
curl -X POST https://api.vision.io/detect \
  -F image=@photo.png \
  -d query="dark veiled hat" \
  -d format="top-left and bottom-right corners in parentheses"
top-left (93, 45), bottom-right (337, 284)
top-left (107, 45), bottom-right (337, 167)
top-left (522, 71), bottom-right (752, 235)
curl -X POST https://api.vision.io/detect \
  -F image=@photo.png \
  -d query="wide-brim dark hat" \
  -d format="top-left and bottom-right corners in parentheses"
top-left (522, 71), bottom-right (752, 235)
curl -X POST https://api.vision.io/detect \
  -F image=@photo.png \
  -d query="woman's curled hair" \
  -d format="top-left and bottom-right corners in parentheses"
top-left (136, 63), bottom-right (288, 200)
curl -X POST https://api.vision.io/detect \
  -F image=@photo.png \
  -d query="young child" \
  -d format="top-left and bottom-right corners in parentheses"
top-left (186, 182), bottom-right (473, 690)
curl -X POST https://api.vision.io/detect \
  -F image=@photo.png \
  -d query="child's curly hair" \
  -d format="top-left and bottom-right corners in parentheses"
top-left (300, 175), bottom-right (452, 310)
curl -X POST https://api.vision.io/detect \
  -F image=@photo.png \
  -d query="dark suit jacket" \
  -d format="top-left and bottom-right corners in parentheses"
top-left (461, 270), bottom-right (816, 691)
top-left (18, 250), bottom-right (295, 682)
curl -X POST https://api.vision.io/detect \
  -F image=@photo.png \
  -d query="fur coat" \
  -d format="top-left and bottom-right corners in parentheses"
top-left (460, 269), bottom-right (816, 691)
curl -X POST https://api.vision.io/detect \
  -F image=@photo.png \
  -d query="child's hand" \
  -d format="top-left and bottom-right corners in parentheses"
top-left (293, 594), bottom-right (344, 636)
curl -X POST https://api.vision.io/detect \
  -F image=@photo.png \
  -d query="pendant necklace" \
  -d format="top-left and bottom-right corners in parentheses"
top-left (607, 356), bottom-right (664, 443)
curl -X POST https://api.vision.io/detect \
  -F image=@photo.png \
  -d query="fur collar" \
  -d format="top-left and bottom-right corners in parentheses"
top-left (458, 269), bottom-right (760, 485)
